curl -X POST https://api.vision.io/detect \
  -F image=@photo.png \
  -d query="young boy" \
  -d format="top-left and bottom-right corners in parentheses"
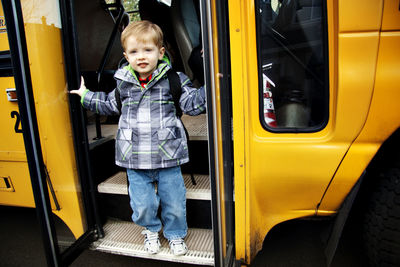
top-left (70, 20), bottom-right (206, 256)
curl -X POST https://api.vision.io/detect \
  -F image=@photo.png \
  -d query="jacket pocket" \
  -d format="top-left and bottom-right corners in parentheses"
top-left (116, 128), bottom-right (134, 162)
top-left (158, 126), bottom-right (187, 161)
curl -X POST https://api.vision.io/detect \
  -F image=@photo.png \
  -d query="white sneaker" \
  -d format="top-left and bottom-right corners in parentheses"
top-left (169, 238), bottom-right (188, 256)
top-left (141, 229), bottom-right (161, 254)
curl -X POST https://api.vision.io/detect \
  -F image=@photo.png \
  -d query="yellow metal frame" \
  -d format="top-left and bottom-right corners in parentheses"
top-left (320, 0), bottom-right (400, 211)
top-left (0, 0), bottom-right (86, 238)
top-left (0, 1), bottom-right (35, 207)
top-left (229, 0), bottom-right (398, 264)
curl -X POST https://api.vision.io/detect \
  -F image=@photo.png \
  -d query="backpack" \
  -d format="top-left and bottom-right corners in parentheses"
top-left (114, 69), bottom-right (197, 185)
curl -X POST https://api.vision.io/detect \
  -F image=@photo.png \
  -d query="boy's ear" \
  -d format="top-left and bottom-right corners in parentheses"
top-left (159, 47), bottom-right (165, 60)
top-left (123, 52), bottom-right (129, 61)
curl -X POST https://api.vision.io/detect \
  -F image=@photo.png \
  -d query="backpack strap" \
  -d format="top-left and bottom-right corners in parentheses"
top-left (114, 87), bottom-right (122, 113)
top-left (166, 69), bottom-right (182, 118)
top-left (167, 69), bottom-right (197, 186)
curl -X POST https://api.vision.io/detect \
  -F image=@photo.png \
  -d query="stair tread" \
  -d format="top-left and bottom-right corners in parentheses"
top-left (98, 172), bottom-right (211, 200)
top-left (92, 219), bottom-right (214, 266)
top-left (180, 113), bottom-right (208, 140)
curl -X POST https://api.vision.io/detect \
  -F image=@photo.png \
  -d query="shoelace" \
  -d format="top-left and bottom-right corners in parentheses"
top-left (142, 230), bottom-right (159, 243)
top-left (169, 239), bottom-right (184, 246)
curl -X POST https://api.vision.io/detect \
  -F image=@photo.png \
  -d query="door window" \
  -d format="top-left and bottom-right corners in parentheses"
top-left (0, 51), bottom-right (13, 77)
top-left (256, 0), bottom-right (329, 131)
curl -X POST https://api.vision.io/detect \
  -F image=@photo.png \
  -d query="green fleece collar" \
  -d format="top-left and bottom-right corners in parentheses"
top-left (123, 55), bottom-right (171, 85)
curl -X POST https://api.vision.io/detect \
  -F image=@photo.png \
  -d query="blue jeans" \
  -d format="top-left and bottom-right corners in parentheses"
top-left (126, 166), bottom-right (187, 240)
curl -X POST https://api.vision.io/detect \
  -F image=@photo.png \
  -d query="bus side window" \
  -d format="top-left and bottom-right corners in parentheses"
top-left (256, 0), bottom-right (329, 131)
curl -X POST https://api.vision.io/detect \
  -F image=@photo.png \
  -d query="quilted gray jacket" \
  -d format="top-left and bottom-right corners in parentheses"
top-left (81, 60), bottom-right (206, 169)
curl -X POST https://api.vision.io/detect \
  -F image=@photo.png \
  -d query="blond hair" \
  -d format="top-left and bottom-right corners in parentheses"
top-left (121, 20), bottom-right (164, 50)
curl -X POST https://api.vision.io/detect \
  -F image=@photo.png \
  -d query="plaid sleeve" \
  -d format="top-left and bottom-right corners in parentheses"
top-left (178, 72), bottom-right (206, 116)
top-left (81, 88), bottom-right (120, 116)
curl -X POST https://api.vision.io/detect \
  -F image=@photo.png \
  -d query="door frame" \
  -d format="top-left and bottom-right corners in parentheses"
top-left (1, 0), bottom-right (100, 265)
top-left (201, 0), bottom-right (236, 266)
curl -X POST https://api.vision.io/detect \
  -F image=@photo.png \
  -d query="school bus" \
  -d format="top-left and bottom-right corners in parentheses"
top-left (0, 0), bottom-right (399, 266)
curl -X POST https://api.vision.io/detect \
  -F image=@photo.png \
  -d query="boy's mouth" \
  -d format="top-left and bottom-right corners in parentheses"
top-left (138, 63), bottom-right (148, 68)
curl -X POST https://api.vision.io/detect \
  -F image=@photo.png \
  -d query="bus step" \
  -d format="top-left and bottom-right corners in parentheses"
top-left (180, 113), bottom-right (208, 141)
top-left (92, 218), bottom-right (214, 266)
top-left (98, 172), bottom-right (211, 200)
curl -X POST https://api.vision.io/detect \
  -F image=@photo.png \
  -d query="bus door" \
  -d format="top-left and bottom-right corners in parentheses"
top-left (1, 0), bottom-right (102, 265)
top-left (0, 3), bottom-right (32, 205)
top-left (202, 1), bottom-right (236, 266)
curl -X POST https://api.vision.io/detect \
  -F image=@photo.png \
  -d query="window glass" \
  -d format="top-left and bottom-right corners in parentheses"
top-left (105, 0), bottom-right (140, 22)
top-left (256, 0), bottom-right (328, 131)
top-left (0, 50), bottom-right (13, 77)
top-left (122, 0), bottom-right (140, 22)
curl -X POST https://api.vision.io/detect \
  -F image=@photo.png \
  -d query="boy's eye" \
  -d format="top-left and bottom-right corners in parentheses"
top-left (145, 48), bottom-right (153, 52)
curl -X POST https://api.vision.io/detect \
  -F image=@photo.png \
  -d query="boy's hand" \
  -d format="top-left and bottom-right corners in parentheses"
top-left (69, 76), bottom-right (87, 97)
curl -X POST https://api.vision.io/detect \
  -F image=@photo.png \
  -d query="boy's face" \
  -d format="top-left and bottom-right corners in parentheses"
top-left (123, 36), bottom-right (165, 80)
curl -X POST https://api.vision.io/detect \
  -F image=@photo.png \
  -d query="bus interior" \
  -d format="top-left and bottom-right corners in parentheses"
top-left (70, 0), bottom-right (214, 265)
